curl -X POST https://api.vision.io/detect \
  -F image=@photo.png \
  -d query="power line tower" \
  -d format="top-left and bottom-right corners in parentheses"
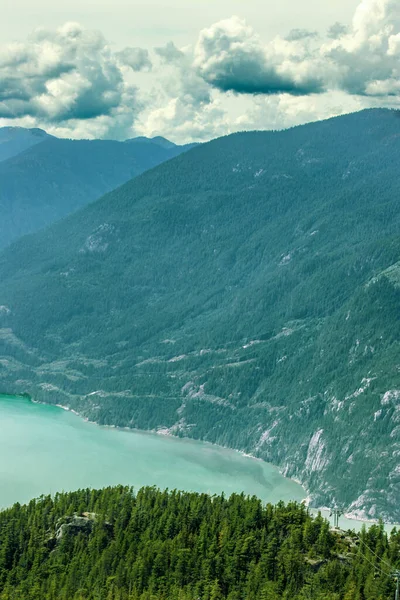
top-left (392, 570), bottom-right (400, 600)
top-left (329, 508), bottom-right (343, 529)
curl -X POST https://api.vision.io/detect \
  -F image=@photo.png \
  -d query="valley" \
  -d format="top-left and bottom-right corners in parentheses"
top-left (1, 109), bottom-right (399, 522)
top-left (2, 0), bottom-right (400, 596)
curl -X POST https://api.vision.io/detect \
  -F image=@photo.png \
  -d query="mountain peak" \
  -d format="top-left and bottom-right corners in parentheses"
top-left (0, 126), bottom-right (50, 138)
top-left (0, 126), bottom-right (52, 162)
top-left (125, 135), bottom-right (177, 149)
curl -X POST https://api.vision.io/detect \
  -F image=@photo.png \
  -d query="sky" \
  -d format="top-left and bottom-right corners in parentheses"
top-left (0, 0), bottom-right (399, 142)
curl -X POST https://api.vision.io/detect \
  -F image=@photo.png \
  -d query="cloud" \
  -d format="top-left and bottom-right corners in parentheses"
top-left (193, 16), bottom-right (326, 96)
top-left (322, 0), bottom-right (400, 96)
top-left (1, 0), bottom-right (400, 143)
top-left (285, 29), bottom-right (319, 42)
top-left (134, 39), bottom-right (219, 142)
top-left (155, 41), bottom-right (184, 63)
top-left (327, 23), bottom-right (348, 39)
top-left (234, 91), bottom-right (371, 132)
top-left (131, 0), bottom-right (400, 143)
top-left (193, 0), bottom-right (400, 99)
top-left (0, 22), bottom-right (147, 138)
top-left (116, 47), bottom-right (152, 71)
top-left (136, 96), bottom-right (229, 142)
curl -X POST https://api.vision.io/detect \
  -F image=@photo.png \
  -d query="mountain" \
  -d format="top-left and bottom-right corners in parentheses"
top-left (1, 485), bottom-right (394, 600)
top-left (0, 132), bottom-right (195, 249)
top-left (0, 126), bottom-right (51, 162)
top-left (127, 135), bottom-right (198, 151)
top-left (127, 135), bottom-right (177, 148)
top-left (0, 109), bottom-right (399, 520)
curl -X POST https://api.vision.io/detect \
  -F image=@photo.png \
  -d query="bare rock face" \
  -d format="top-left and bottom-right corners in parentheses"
top-left (55, 514), bottom-right (95, 540)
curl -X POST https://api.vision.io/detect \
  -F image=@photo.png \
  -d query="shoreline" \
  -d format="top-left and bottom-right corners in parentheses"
top-left (55, 403), bottom-right (310, 500)
top-left (2, 393), bottom-right (397, 528)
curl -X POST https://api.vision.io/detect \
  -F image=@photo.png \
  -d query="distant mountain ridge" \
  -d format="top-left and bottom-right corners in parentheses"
top-left (0, 127), bottom-right (51, 162)
top-left (0, 109), bottom-right (399, 520)
top-left (0, 129), bottom-right (196, 248)
top-left (126, 135), bottom-right (198, 152)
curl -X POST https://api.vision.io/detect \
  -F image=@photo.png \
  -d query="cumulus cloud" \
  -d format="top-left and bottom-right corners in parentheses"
top-left (155, 41), bottom-right (184, 63)
top-left (135, 39), bottom-right (219, 142)
top-left (193, 17), bottom-right (326, 96)
top-left (327, 23), bottom-right (348, 39)
top-left (1, 0), bottom-right (400, 142)
top-left (116, 47), bottom-right (152, 71)
top-left (136, 96), bottom-right (229, 142)
top-left (0, 22), bottom-right (147, 138)
top-left (234, 91), bottom-right (370, 133)
top-left (322, 0), bottom-right (400, 96)
top-left (285, 29), bottom-right (319, 42)
top-left (193, 0), bottom-right (400, 99)
top-left (130, 0), bottom-right (400, 142)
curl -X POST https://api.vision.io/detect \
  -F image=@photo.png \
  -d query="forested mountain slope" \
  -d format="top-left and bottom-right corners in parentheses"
top-left (0, 133), bottom-right (194, 248)
top-left (0, 127), bottom-right (51, 162)
top-left (0, 486), bottom-right (398, 600)
top-left (0, 109), bottom-right (399, 519)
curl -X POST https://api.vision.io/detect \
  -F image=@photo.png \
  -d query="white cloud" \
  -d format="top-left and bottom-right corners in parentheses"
top-left (0, 22), bottom-right (145, 138)
top-left (193, 0), bottom-right (400, 98)
top-left (134, 40), bottom-right (221, 142)
top-left (136, 96), bottom-right (229, 141)
top-left (1, 0), bottom-right (400, 142)
top-left (116, 47), bottom-right (152, 71)
top-left (193, 16), bottom-right (326, 95)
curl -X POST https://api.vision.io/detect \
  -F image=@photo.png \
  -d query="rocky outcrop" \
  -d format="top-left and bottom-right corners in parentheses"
top-left (55, 514), bottom-right (95, 541)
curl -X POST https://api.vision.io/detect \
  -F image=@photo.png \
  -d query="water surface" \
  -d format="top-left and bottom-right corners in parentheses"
top-left (0, 395), bottom-right (305, 509)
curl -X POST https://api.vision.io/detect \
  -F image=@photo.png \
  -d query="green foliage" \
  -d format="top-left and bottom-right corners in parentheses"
top-left (0, 109), bottom-right (400, 518)
top-left (0, 486), bottom-right (398, 600)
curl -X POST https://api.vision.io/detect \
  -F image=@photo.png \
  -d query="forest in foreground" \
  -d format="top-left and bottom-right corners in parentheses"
top-left (0, 486), bottom-right (399, 600)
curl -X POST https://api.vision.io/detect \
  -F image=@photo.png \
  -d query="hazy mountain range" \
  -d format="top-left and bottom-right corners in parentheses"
top-left (0, 127), bottom-right (196, 248)
top-left (0, 127), bottom-right (52, 162)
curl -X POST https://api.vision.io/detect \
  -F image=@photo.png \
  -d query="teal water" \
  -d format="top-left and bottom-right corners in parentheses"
top-left (0, 395), bottom-right (305, 509)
